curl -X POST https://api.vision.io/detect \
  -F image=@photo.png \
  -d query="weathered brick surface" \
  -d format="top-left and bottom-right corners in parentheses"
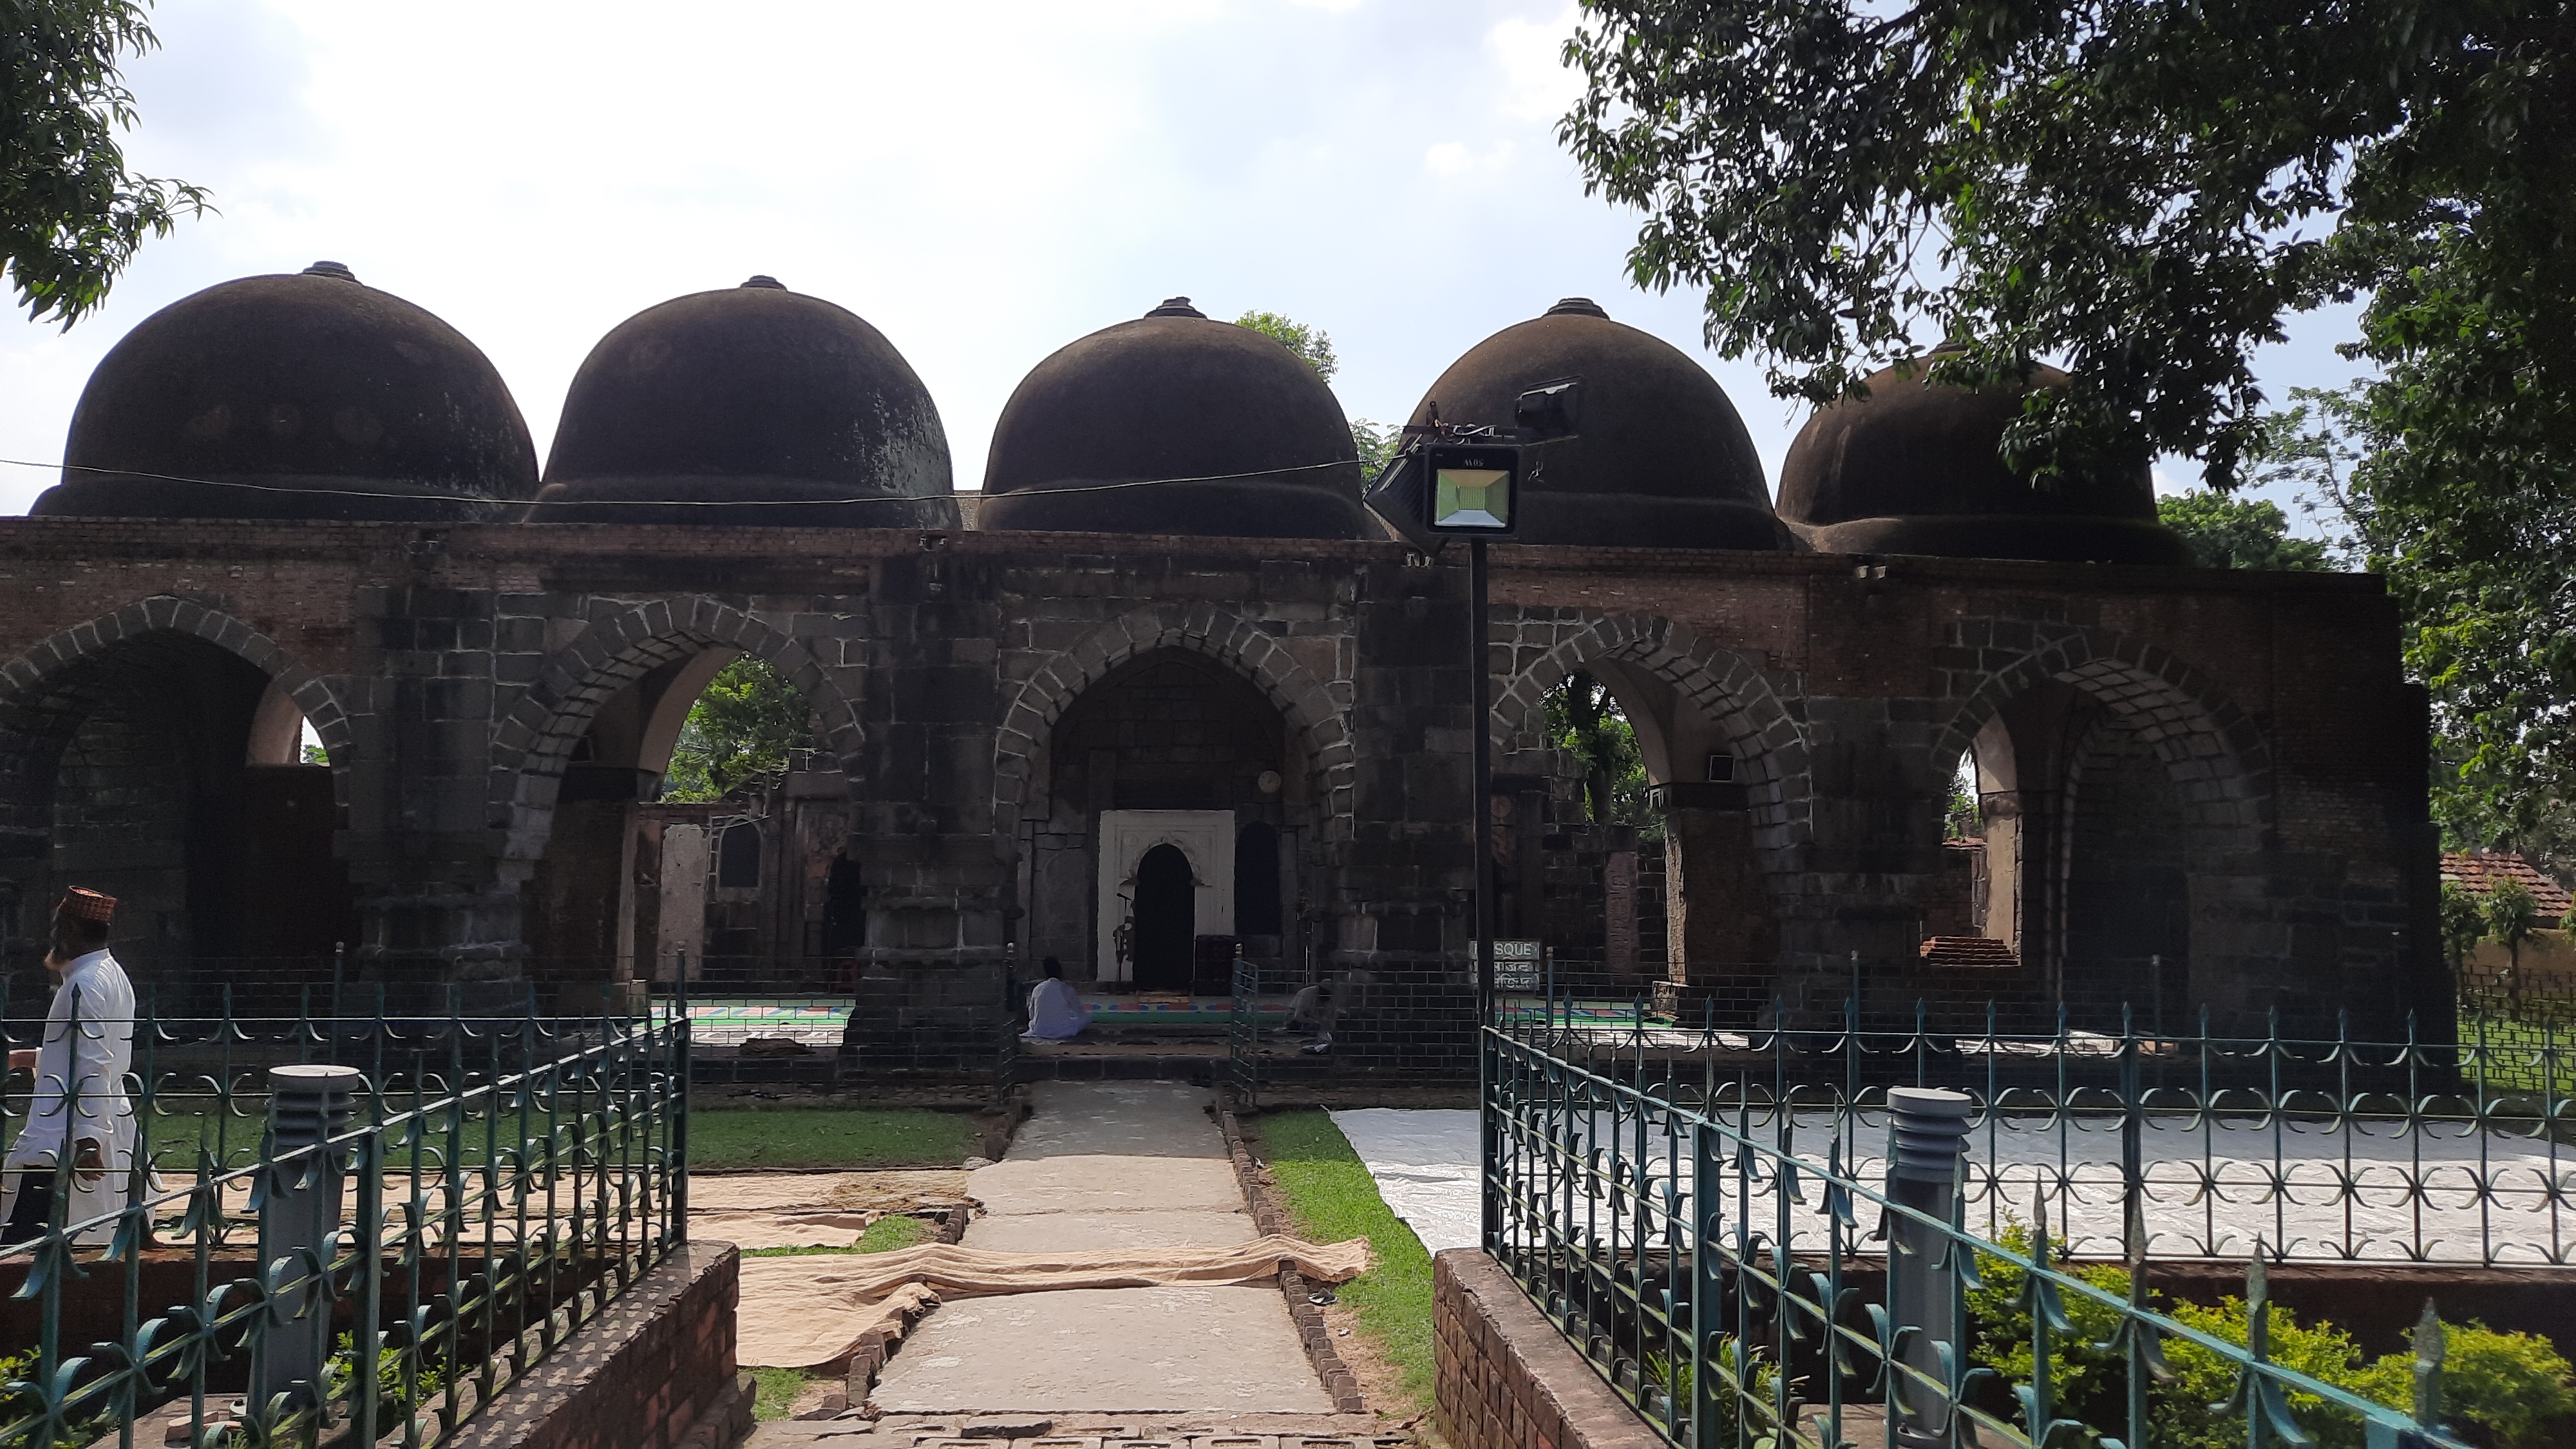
top-left (0, 518), bottom-right (2440, 1039)
top-left (446, 1242), bottom-right (741, 1449)
top-left (1434, 1249), bottom-right (1662, 1449)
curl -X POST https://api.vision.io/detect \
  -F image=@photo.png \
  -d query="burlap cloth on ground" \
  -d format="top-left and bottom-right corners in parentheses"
top-left (688, 1170), bottom-right (973, 1213)
top-left (688, 1170), bottom-right (976, 1249)
top-left (734, 1235), bottom-right (1372, 1369)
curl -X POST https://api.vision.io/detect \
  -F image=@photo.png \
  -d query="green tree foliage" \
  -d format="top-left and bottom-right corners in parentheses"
top-left (1967, 1226), bottom-right (2576, 1447)
top-left (1945, 753), bottom-right (1980, 840)
top-left (1545, 671), bottom-right (1658, 834)
top-left (1558, 0), bottom-right (2569, 493)
top-left (1347, 417), bottom-right (1399, 487)
top-left (2157, 491), bottom-right (2334, 572)
top-left (2260, 232), bottom-right (2576, 858)
top-left (1235, 310), bottom-right (1338, 381)
top-left (2486, 875), bottom-right (2542, 974)
top-left (661, 658), bottom-right (811, 803)
top-left (2441, 878), bottom-right (2489, 971)
top-left (4, 0), bottom-right (208, 324)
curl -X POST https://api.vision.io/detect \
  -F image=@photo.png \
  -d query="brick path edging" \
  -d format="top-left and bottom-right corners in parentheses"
top-left (1214, 1106), bottom-right (1370, 1414)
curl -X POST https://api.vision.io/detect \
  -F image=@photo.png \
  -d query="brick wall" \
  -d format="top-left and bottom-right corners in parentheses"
top-left (0, 516), bottom-right (2442, 1044)
top-left (1435, 1248), bottom-right (1664, 1449)
top-left (449, 1242), bottom-right (743, 1449)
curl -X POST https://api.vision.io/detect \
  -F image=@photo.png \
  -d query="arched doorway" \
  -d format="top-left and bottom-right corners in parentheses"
top-left (1131, 844), bottom-right (1196, 990)
top-left (0, 629), bottom-right (357, 999)
top-left (519, 647), bottom-right (843, 992)
top-left (1025, 648), bottom-right (1311, 983)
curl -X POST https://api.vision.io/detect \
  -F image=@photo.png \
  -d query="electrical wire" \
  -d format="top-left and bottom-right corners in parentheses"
top-left (0, 455), bottom-right (1364, 509)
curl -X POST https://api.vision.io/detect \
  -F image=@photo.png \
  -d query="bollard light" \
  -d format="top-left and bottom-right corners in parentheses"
top-left (254, 1063), bottom-right (363, 1417)
top-left (1885, 1086), bottom-right (1973, 1448)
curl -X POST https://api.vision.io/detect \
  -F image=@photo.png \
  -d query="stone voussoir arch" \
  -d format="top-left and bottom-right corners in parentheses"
top-left (992, 601), bottom-right (1356, 829)
top-left (1930, 615), bottom-right (2275, 835)
top-left (490, 594), bottom-right (859, 860)
top-left (0, 594), bottom-right (355, 825)
top-left (1492, 610), bottom-right (1814, 860)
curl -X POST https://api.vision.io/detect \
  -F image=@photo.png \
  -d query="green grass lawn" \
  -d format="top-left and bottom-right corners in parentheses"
top-left (688, 1108), bottom-right (978, 1170)
top-left (1253, 1110), bottom-right (1435, 1414)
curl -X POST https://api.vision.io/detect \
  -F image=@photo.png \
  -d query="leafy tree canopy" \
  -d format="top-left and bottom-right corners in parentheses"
top-left (4, 0), bottom-right (207, 325)
top-left (2155, 491), bottom-right (2333, 571)
top-left (1236, 310), bottom-right (1337, 381)
top-left (661, 658), bottom-right (812, 803)
top-left (1560, 0), bottom-right (2573, 862)
top-left (1560, 0), bottom-right (2571, 491)
top-left (1547, 672), bottom-right (1660, 836)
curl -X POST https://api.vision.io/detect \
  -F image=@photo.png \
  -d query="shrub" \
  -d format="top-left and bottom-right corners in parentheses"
top-left (1963, 1225), bottom-right (2576, 1448)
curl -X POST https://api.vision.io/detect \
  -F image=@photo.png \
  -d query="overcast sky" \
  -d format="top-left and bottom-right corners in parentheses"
top-left (0, 0), bottom-right (2368, 524)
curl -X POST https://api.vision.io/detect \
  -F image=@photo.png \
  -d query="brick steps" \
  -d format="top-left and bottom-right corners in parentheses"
top-left (1916, 935), bottom-right (2018, 969)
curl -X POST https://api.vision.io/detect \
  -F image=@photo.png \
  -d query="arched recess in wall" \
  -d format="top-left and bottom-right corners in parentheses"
top-left (993, 604), bottom-right (1352, 985)
top-left (1492, 614), bottom-right (1811, 866)
top-left (1929, 619), bottom-right (2274, 1030)
top-left (0, 598), bottom-right (358, 987)
top-left (994, 603), bottom-right (1354, 837)
top-left (489, 597), bottom-right (860, 990)
top-left (1492, 612), bottom-right (1810, 1014)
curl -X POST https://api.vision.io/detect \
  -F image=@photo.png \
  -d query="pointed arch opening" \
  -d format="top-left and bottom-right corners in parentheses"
top-left (0, 621), bottom-right (355, 998)
top-left (498, 603), bottom-right (857, 1002)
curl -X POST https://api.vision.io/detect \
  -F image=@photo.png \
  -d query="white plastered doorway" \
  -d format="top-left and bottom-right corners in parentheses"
top-left (1094, 809), bottom-right (1234, 985)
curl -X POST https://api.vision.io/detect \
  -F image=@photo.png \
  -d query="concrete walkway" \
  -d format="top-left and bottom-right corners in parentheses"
top-left (751, 1081), bottom-right (1348, 1442)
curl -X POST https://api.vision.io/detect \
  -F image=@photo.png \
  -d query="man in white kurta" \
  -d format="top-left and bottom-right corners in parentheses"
top-left (1022, 957), bottom-right (1093, 1041)
top-left (1, 891), bottom-right (137, 1247)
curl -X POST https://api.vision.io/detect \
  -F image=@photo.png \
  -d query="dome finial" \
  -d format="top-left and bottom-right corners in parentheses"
top-left (1145, 296), bottom-right (1206, 319)
top-left (303, 261), bottom-right (359, 283)
top-left (741, 275), bottom-right (787, 290)
top-left (1546, 297), bottom-right (1607, 318)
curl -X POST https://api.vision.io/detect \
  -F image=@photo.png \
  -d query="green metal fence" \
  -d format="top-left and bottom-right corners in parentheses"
top-left (1484, 998), bottom-right (2483, 1449)
top-left (0, 989), bottom-right (688, 1449)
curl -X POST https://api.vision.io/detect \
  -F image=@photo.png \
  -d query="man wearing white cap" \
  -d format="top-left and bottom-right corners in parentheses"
top-left (1, 888), bottom-right (137, 1246)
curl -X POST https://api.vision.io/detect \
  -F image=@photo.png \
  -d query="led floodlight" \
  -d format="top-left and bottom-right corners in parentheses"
top-left (1425, 444), bottom-right (1518, 536)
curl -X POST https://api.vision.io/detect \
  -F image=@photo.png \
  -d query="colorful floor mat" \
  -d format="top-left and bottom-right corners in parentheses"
top-left (677, 995), bottom-right (1288, 1043)
top-left (681, 998), bottom-right (851, 1045)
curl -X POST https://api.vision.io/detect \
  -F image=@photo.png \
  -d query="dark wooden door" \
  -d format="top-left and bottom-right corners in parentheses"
top-left (1132, 844), bottom-right (1195, 990)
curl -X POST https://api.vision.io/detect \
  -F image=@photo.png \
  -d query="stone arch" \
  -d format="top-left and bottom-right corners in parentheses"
top-left (0, 595), bottom-right (352, 849)
top-left (490, 596), bottom-right (858, 862)
top-left (992, 602), bottom-right (1354, 836)
top-left (1929, 617), bottom-right (2274, 843)
top-left (1492, 611), bottom-right (1813, 868)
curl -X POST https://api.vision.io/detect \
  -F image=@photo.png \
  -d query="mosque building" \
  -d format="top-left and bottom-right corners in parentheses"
top-left (0, 263), bottom-right (2439, 1061)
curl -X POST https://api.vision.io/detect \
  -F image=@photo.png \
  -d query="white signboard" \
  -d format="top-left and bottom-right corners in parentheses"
top-left (1478, 939), bottom-right (1543, 992)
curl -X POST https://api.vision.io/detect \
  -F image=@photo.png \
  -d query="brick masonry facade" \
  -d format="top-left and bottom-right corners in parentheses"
top-left (0, 516), bottom-right (2441, 1041)
top-left (448, 1243), bottom-right (743, 1449)
top-left (1434, 1248), bottom-right (1663, 1449)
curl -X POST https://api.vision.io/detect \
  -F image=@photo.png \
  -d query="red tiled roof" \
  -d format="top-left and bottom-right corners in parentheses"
top-left (2441, 852), bottom-right (2571, 925)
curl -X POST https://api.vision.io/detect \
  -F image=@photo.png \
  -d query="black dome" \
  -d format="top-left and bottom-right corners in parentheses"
top-left (976, 299), bottom-right (1372, 538)
top-left (1404, 299), bottom-right (1790, 550)
top-left (1777, 357), bottom-right (2188, 564)
top-left (34, 264), bottom-right (538, 521)
top-left (528, 279), bottom-right (958, 527)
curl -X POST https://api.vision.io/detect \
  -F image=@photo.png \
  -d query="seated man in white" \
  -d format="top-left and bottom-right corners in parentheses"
top-left (1023, 957), bottom-right (1092, 1041)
